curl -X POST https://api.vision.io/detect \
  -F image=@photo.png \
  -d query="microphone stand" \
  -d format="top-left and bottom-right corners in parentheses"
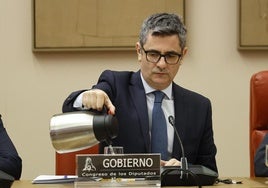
top-left (168, 116), bottom-right (188, 178)
top-left (166, 116), bottom-right (201, 188)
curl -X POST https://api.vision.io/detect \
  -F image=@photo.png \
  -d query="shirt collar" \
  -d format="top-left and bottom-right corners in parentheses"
top-left (140, 72), bottom-right (173, 99)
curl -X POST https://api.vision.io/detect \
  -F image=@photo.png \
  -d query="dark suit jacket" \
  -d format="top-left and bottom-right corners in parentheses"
top-left (63, 70), bottom-right (218, 172)
top-left (0, 115), bottom-right (22, 179)
top-left (254, 134), bottom-right (268, 176)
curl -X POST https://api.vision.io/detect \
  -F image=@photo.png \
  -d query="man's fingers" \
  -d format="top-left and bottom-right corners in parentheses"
top-left (160, 160), bottom-right (167, 166)
top-left (164, 158), bottom-right (181, 166)
top-left (104, 95), bottom-right (116, 115)
top-left (82, 91), bottom-right (91, 109)
top-left (82, 90), bottom-right (98, 109)
top-left (96, 93), bottom-right (105, 111)
top-left (82, 89), bottom-right (115, 114)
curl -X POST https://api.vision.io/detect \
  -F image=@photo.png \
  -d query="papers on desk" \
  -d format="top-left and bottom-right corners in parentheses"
top-left (32, 175), bottom-right (77, 184)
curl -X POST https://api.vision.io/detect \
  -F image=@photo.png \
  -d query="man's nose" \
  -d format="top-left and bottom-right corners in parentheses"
top-left (157, 56), bottom-right (167, 66)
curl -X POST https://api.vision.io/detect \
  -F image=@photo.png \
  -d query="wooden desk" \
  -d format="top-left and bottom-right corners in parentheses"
top-left (13, 180), bottom-right (72, 188)
top-left (12, 177), bottom-right (268, 188)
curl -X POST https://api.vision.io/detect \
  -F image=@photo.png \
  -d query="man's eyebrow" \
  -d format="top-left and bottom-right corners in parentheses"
top-left (146, 49), bottom-right (179, 53)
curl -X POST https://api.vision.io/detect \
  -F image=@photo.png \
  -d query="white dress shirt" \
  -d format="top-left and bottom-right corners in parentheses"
top-left (140, 73), bottom-right (175, 159)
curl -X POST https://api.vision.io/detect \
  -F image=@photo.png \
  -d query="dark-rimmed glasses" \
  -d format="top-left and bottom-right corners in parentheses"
top-left (141, 46), bottom-right (182, 65)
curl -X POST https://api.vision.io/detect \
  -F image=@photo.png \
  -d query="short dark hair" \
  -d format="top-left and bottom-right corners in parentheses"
top-left (139, 13), bottom-right (187, 49)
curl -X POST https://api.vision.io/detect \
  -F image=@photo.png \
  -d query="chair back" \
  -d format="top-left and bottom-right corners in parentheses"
top-left (250, 70), bottom-right (268, 177)
top-left (55, 144), bottom-right (99, 175)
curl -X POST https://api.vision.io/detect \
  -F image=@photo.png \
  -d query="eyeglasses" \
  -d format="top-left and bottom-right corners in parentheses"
top-left (141, 46), bottom-right (182, 65)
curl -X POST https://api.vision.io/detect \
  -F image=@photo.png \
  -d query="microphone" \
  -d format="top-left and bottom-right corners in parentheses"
top-left (160, 116), bottom-right (218, 187)
top-left (168, 116), bottom-right (188, 178)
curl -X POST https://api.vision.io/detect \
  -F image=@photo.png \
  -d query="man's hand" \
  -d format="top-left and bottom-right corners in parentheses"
top-left (82, 89), bottom-right (116, 115)
top-left (161, 158), bottom-right (181, 166)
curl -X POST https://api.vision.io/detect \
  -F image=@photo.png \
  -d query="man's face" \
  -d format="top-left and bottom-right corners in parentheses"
top-left (136, 34), bottom-right (187, 90)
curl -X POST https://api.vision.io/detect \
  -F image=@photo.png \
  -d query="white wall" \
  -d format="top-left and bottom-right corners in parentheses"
top-left (0, 0), bottom-right (267, 179)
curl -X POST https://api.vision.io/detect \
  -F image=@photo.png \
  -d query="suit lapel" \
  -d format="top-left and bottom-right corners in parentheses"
top-left (129, 71), bottom-right (150, 152)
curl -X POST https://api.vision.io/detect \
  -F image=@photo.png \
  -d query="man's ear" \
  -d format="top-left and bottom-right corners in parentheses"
top-left (138, 54), bottom-right (142, 61)
top-left (182, 47), bottom-right (188, 58)
top-left (136, 42), bottom-right (142, 61)
top-left (179, 47), bottom-right (188, 65)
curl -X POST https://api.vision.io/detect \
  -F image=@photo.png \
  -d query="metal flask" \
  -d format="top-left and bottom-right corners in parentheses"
top-left (49, 111), bottom-right (118, 153)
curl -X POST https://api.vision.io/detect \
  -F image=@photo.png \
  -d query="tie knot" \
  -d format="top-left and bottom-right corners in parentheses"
top-left (154, 91), bottom-right (165, 103)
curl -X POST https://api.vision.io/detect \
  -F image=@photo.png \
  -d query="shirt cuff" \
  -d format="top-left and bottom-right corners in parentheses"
top-left (73, 92), bottom-right (84, 108)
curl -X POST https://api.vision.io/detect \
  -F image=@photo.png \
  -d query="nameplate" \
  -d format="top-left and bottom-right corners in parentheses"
top-left (76, 154), bottom-right (160, 179)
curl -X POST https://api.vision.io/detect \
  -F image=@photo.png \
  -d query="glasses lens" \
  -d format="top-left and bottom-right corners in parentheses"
top-left (165, 53), bottom-right (180, 64)
top-left (146, 51), bottom-right (161, 63)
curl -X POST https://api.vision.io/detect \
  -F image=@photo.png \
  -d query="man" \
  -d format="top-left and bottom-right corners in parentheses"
top-left (254, 134), bottom-right (268, 176)
top-left (0, 115), bottom-right (22, 179)
top-left (63, 13), bottom-right (217, 172)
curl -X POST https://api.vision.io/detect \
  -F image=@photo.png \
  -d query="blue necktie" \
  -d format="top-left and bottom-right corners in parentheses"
top-left (151, 91), bottom-right (168, 160)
